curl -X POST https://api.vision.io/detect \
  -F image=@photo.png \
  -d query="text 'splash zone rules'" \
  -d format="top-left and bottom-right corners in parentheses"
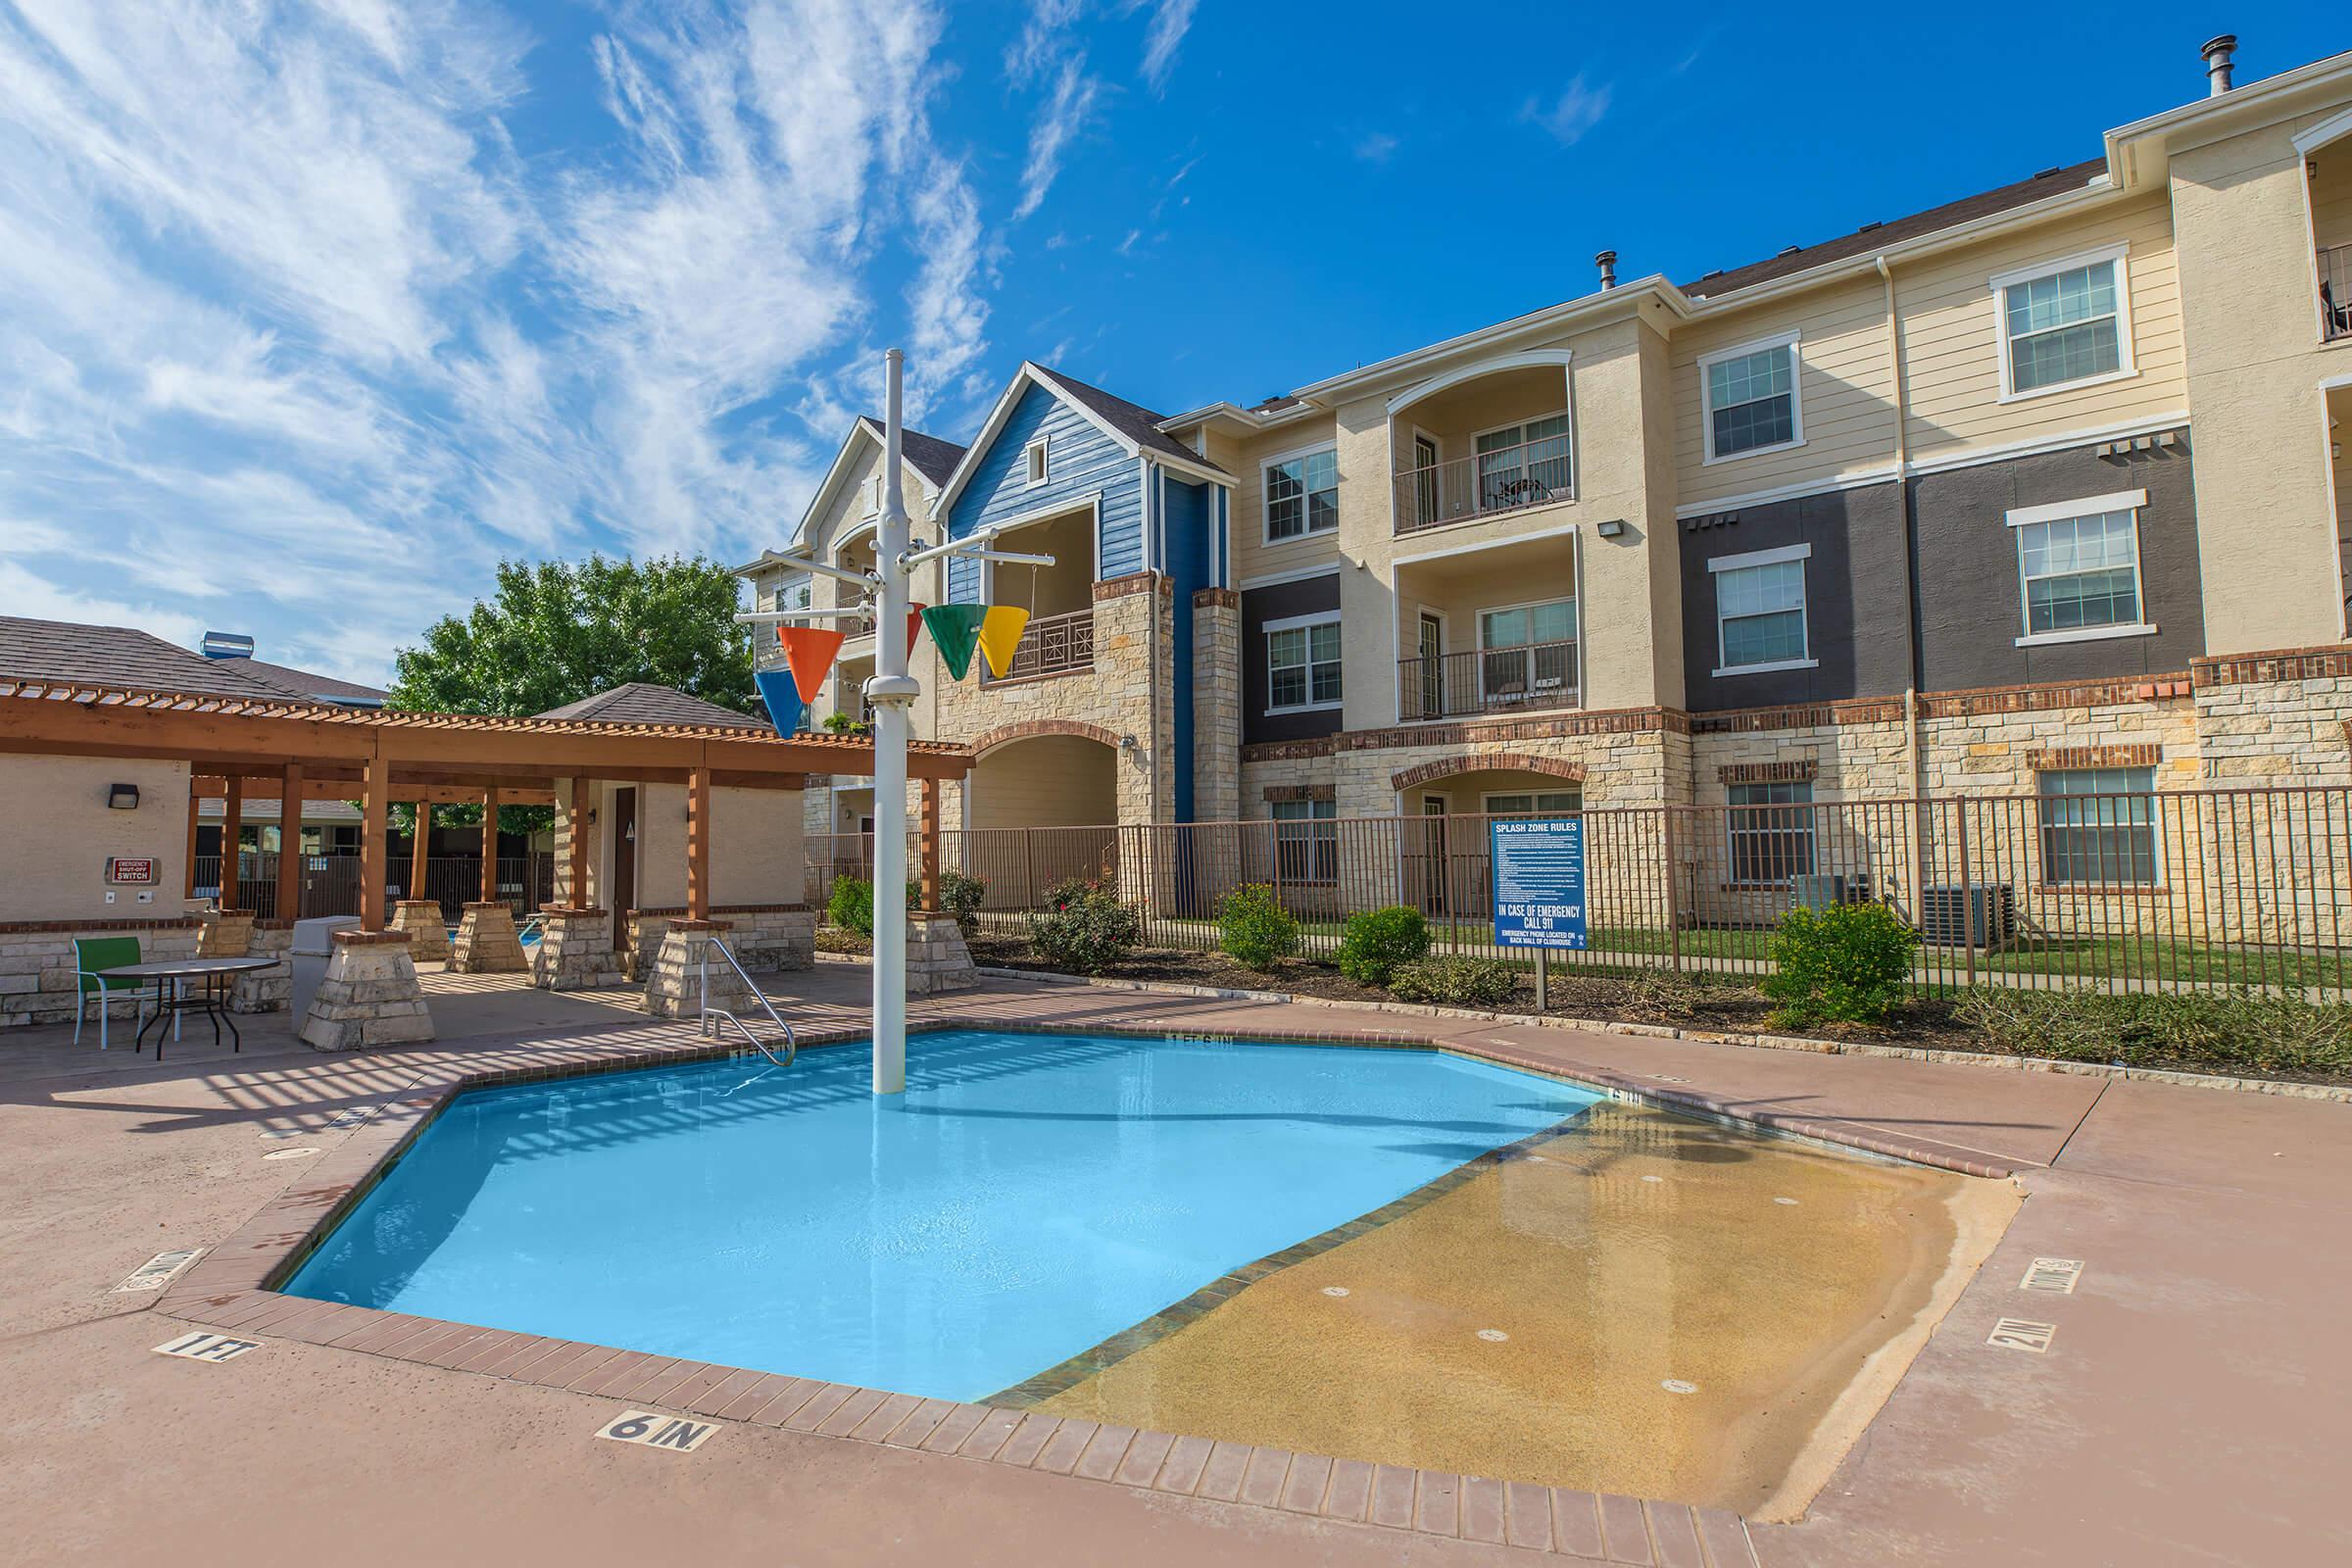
top-left (1490, 817), bottom-right (1588, 950)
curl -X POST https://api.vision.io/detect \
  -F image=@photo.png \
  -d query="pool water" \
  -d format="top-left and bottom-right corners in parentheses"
top-left (284, 1030), bottom-right (1597, 1400)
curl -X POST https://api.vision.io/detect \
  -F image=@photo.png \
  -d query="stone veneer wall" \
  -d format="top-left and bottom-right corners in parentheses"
top-left (1192, 588), bottom-right (1241, 825)
top-left (0, 918), bottom-right (203, 1029)
top-left (626, 905), bottom-right (814, 980)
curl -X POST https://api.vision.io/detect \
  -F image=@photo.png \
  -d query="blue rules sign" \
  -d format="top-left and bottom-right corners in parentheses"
top-left (1490, 817), bottom-right (1589, 950)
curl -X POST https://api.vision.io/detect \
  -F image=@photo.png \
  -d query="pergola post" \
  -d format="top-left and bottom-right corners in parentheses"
top-left (919, 775), bottom-right (941, 911)
top-left (567, 776), bottom-right (590, 906)
top-left (478, 789), bottom-right (499, 904)
top-left (686, 765), bottom-right (710, 921)
top-left (409, 802), bottom-right (431, 900)
top-left (181, 784), bottom-right (200, 901)
top-left (358, 752), bottom-right (387, 932)
top-left (220, 775), bottom-right (243, 911)
top-left (275, 760), bottom-right (305, 922)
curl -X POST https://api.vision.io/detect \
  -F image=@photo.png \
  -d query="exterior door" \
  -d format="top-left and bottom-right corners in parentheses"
top-left (1419, 797), bottom-right (1448, 912)
top-left (1413, 434), bottom-right (1440, 526)
top-left (612, 787), bottom-right (637, 953)
top-left (1416, 612), bottom-right (1444, 717)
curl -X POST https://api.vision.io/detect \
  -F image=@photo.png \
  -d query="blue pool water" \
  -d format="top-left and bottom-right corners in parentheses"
top-left (284, 1030), bottom-right (1597, 1400)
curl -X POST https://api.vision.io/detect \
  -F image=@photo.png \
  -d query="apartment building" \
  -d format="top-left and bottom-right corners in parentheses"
top-left (747, 38), bottom-right (2352, 858)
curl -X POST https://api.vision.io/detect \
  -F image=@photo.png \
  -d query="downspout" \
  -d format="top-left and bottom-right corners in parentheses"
top-left (1879, 253), bottom-right (1927, 915)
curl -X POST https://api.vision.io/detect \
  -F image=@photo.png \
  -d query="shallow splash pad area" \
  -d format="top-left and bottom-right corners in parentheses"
top-left (282, 1028), bottom-right (2013, 1512)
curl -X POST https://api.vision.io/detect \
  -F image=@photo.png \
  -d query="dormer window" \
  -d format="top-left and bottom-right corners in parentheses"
top-left (1024, 436), bottom-right (1051, 488)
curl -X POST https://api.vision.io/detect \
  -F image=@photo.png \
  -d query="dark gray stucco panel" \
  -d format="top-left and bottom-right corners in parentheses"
top-left (1242, 571), bottom-right (1344, 745)
top-left (1911, 436), bottom-right (2201, 690)
top-left (1679, 481), bottom-right (1909, 711)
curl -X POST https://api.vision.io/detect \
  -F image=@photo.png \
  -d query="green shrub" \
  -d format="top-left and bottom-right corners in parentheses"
top-left (1954, 985), bottom-right (2352, 1078)
top-left (1388, 956), bottom-right (1521, 1008)
top-left (829, 870), bottom-right (988, 939)
top-left (1217, 883), bottom-right (1299, 970)
top-left (827, 874), bottom-right (876, 937)
top-left (1762, 902), bottom-right (1919, 1026)
top-left (1335, 906), bottom-right (1431, 986)
top-left (1028, 881), bottom-right (1142, 974)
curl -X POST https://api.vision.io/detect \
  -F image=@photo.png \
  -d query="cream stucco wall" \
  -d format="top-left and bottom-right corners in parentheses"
top-left (0, 756), bottom-right (196, 922)
top-left (2172, 110), bottom-right (2351, 652)
top-left (967, 734), bottom-right (1119, 829)
top-left (566, 778), bottom-right (806, 912)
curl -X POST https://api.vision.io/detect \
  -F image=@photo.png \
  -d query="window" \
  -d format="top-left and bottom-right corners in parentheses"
top-left (1272, 798), bottom-right (1338, 882)
top-left (2009, 490), bottom-right (2149, 644)
top-left (1265, 447), bottom-right (1339, 541)
top-left (1473, 414), bottom-right (1571, 512)
top-left (2038, 767), bottom-right (2159, 886)
top-left (1710, 545), bottom-right (1812, 674)
top-left (1995, 249), bottom-right (2131, 397)
top-left (1484, 791), bottom-right (1582, 816)
top-left (1478, 599), bottom-right (1578, 705)
top-left (1024, 436), bottom-right (1050, 487)
top-left (1727, 781), bottom-right (1816, 886)
top-left (1702, 335), bottom-right (1801, 460)
top-left (1266, 614), bottom-right (1343, 711)
top-left (771, 574), bottom-right (812, 615)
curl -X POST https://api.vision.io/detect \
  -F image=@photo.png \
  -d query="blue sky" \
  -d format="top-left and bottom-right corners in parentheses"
top-left (0, 2), bottom-right (2329, 686)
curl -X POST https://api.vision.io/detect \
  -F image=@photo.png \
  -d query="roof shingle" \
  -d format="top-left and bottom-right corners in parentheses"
top-left (532, 682), bottom-right (763, 728)
top-left (1030, 364), bottom-right (1230, 474)
top-left (0, 616), bottom-right (287, 698)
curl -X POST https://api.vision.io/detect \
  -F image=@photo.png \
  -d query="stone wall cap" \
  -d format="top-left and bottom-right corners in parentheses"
top-left (538, 906), bottom-right (609, 917)
top-left (460, 901), bottom-right (514, 910)
top-left (331, 929), bottom-right (414, 946)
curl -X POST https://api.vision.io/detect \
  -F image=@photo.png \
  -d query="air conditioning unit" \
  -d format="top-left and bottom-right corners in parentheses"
top-left (1921, 883), bottom-right (2015, 949)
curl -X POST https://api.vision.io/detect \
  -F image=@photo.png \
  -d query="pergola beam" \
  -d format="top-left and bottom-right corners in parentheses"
top-left (189, 777), bottom-right (558, 807)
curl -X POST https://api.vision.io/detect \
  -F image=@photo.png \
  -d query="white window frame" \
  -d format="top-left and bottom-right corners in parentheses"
top-left (1023, 435), bottom-right (1051, 488)
top-left (1725, 779), bottom-right (1818, 888)
top-left (2036, 765), bottom-right (2164, 889)
top-left (1991, 243), bottom-right (2136, 403)
top-left (1480, 789), bottom-right (1583, 816)
top-left (1260, 441), bottom-right (1341, 547)
top-left (1467, 409), bottom-right (1575, 512)
top-left (1269, 797), bottom-right (1339, 883)
top-left (1474, 596), bottom-right (1578, 707)
top-left (1707, 542), bottom-right (1817, 677)
top-left (1698, 330), bottom-right (1806, 464)
top-left (1263, 610), bottom-right (1344, 715)
top-left (771, 573), bottom-right (813, 617)
top-left (2005, 488), bottom-right (2157, 647)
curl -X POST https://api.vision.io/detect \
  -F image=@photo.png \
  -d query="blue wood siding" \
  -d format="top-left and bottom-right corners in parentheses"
top-left (946, 381), bottom-right (1143, 601)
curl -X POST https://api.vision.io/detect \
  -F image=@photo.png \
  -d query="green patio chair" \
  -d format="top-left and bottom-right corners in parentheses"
top-left (73, 935), bottom-right (149, 1051)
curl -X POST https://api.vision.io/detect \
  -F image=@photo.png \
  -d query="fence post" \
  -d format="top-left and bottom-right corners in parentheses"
top-left (1954, 797), bottom-right (1976, 992)
top-left (1661, 807), bottom-right (1684, 973)
top-left (1023, 830), bottom-right (1038, 908)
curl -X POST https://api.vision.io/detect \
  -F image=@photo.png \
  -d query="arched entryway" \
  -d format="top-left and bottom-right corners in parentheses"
top-left (965, 722), bottom-right (1122, 902)
top-left (1393, 757), bottom-right (1587, 916)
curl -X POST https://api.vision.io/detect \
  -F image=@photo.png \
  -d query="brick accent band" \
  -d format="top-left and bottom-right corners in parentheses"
top-left (1391, 754), bottom-right (1588, 791)
top-left (2192, 646), bottom-right (2352, 686)
top-left (1692, 698), bottom-right (1905, 735)
top-left (970, 718), bottom-right (1123, 757)
top-left (1092, 570), bottom-right (1165, 602)
top-left (1193, 586), bottom-right (1240, 609)
top-left (1262, 783), bottom-right (1337, 803)
top-left (1717, 760), bottom-right (1819, 785)
top-left (0, 916), bottom-right (203, 935)
top-left (2026, 744), bottom-right (2161, 769)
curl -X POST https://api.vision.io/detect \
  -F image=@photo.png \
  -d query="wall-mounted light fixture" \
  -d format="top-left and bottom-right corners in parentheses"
top-left (1119, 734), bottom-right (1140, 753)
top-left (1595, 518), bottom-right (1627, 539)
top-left (106, 783), bottom-right (140, 809)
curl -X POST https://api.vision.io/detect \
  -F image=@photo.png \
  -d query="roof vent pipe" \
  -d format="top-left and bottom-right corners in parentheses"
top-left (1594, 250), bottom-right (1618, 289)
top-left (2201, 34), bottom-right (2237, 95)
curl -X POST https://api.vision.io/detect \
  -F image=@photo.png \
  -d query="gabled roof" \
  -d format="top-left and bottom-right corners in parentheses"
top-left (1025, 364), bottom-right (1227, 473)
top-left (532, 683), bottom-right (763, 728)
top-left (0, 615), bottom-right (288, 698)
top-left (855, 416), bottom-right (965, 488)
top-left (1680, 159), bottom-right (2110, 299)
top-left (743, 417), bottom-right (966, 572)
top-left (933, 361), bottom-right (1232, 520)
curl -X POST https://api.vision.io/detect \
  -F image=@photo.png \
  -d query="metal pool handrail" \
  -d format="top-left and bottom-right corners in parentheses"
top-left (697, 937), bottom-right (798, 1067)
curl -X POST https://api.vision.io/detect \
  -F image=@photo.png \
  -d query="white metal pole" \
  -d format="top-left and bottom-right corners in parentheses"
top-left (867, 348), bottom-right (916, 1096)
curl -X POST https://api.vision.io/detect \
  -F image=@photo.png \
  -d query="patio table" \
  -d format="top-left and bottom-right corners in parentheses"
top-left (94, 957), bottom-right (276, 1062)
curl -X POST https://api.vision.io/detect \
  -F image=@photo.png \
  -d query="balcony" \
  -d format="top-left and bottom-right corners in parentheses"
top-left (988, 606), bottom-right (1093, 682)
top-left (1392, 430), bottom-right (1573, 536)
top-left (1397, 638), bottom-right (1579, 720)
top-left (2324, 244), bottom-right (2352, 343)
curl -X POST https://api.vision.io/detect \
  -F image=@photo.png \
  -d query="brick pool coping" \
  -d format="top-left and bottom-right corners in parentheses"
top-left (143, 1010), bottom-right (2029, 1566)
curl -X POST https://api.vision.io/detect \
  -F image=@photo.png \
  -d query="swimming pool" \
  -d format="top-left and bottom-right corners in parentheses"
top-left (283, 1029), bottom-right (1597, 1400)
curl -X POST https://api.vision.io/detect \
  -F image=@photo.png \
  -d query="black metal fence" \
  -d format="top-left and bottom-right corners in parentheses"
top-left (193, 852), bottom-right (554, 923)
top-left (809, 786), bottom-right (2352, 996)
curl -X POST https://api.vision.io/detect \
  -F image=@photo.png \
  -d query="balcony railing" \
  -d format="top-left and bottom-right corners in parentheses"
top-left (2323, 244), bottom-right (2352, 343)
top-left (1397, 638), bottom-right (1579, 720)
top-left (1392, 434), bottom-right (1573, 535)
top-left (989, 606), bottom-right (1093, 682)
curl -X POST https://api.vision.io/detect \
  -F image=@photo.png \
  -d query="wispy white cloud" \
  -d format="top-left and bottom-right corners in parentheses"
top-left (1015, 55), bottom-right (1100, 221)
top-left (1006, 0), bottom-right (1084, 86)
top-left (1353, 131), bottom-right (1400, 164)
top-left (1137, 0), bottom-right (1198, 92)
top-left (1522, 74), bottom-right (1612, 145)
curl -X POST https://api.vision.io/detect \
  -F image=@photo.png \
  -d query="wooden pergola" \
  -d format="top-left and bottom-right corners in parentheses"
top-left (0, 679), bottom-right (969, 929)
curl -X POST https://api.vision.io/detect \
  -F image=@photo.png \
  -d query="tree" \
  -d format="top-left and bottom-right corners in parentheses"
top-left (386, 554), bottom-right (755, 834)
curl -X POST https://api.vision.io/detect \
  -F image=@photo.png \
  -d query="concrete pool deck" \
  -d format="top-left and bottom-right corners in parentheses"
top-left (1, 963), bottom-right (2345, 1565)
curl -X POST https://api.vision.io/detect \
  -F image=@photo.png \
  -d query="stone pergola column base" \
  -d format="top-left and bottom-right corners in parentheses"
top-left (451, 902), bottom-right (528, 973)
top-left (390, 900), bottom-right (452, 963)
top-left (196, 909), bottom-right (255, 958)
top-left (640, 920), bottom-right (753, 1020)
top-left (299, 930), bottom-right (434, 1051)
top-left (906, 911), bottom-right (977, 995)
top-left (230, 922), bottom-right (293, 1013)
top-left (532, 906), bottom-right (627, 992)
